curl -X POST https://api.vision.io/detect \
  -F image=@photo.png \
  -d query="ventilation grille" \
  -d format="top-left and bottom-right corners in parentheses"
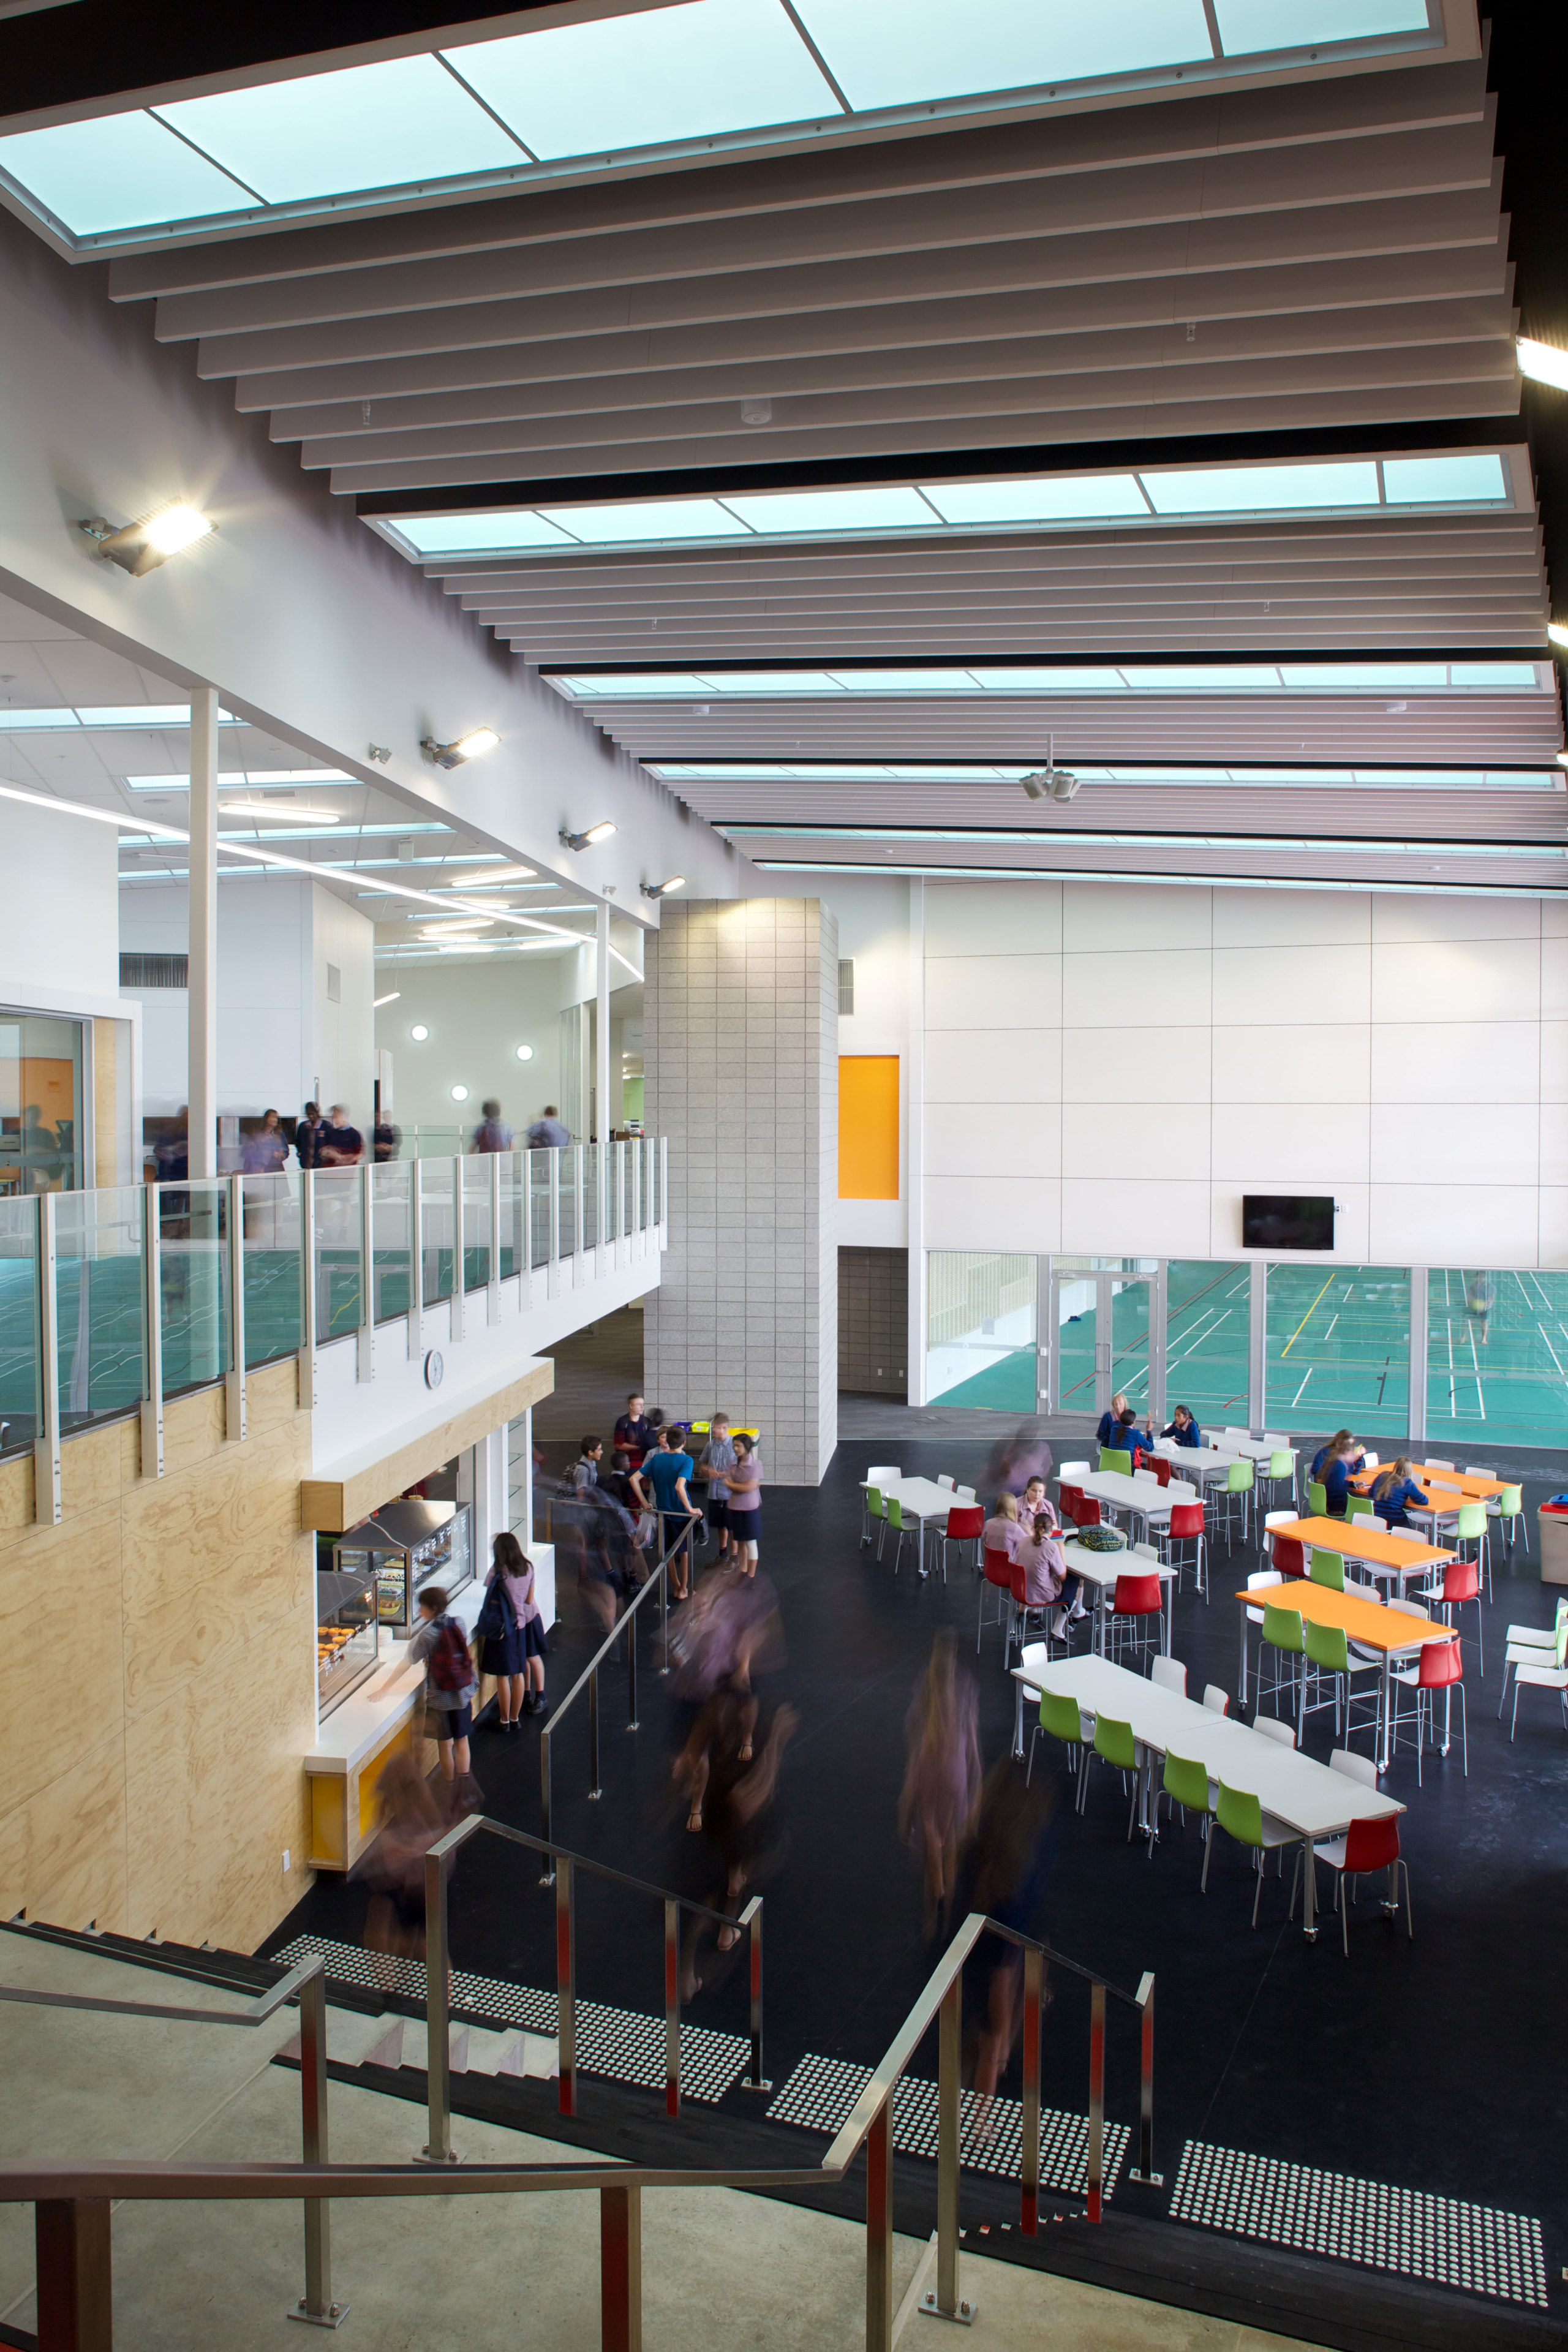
top-left (839, 957), bottom-right (855, 1014)
top-left (120, 952), bottom-right (187, 989)
top-left (326, 962), bottom-right (342, 1003)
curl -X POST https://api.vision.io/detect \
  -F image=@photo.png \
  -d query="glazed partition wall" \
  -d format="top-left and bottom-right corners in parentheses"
top-left (0, 1141), bottom-right (667, 1518)
top-left (927, 1250), bottom-right (1568, 1449)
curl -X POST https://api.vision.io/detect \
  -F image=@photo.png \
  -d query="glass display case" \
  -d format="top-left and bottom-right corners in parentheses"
top-left (332, 1499), bottom-right (473, 1635)
top-left (316, 1566), bottom-right (379, 1716)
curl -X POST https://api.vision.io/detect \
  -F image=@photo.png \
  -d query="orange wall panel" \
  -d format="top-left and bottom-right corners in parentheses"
top-left (839, 1055), bottom-right (900, 1199)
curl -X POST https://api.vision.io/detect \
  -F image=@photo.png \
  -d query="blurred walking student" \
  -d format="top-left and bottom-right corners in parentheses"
top-left (475, 1530), bottom-right (548, 1727)
top-left (725, 1433), bottom-right (762, 1575)
top-left (677, 1697), bottom-right (799, 2002)
top-left (697, 1412), bottom-right (737, 1559)
top-left (572, 1436), bottom-right (603, 1492)
top-left (357, 1753), bottom-right (443, 1982)
top-left (898, 1630), bottom-right (981, 1935)
top-left (472, 1099), bottom-right (513, 1153)
top-left (412, 1584), bottom-right (477, 1789)
top-left (954, 1758), bottom-right (1059, 2126)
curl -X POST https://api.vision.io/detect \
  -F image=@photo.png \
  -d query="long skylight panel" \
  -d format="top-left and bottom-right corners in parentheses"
top-left (154, 56), bottom-right (524, 205)
top-left (792, 0), bottom-right (1213, 110)
top-left (1383, 453), bottom-right (1509, 504)
top-left (449, 0), bottom-right (842, 159)
top-left (534, 499), bottom-right (743, 543)
top-left (720, 487), bottom-right (938, 532)
top-left (1215, 0), bottom-right (1429, 45)
top-left (1141, 461), bottom-right (1382, 513)
top-left (922, 476), bottom-right (1148, 523)
top-left (0, 111), bottom-right (251, 234)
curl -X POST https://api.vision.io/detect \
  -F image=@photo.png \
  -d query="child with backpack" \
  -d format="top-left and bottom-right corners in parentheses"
top-left (412, 1584), bottom-right (477, 1787)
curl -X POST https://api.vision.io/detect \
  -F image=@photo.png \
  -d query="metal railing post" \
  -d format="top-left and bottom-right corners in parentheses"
top-left (548, 1149), bottom-right (560, 1294)
top-left (36, 2195), bottom-right (111, 2352)
top-left (658, 1524), bottom-right (669, 1673)
top-left (140, 1184), bottom-right (164, 1482)
top-left (616, 1142), bottom-right (625, 1260)
top-left (865, 2100), bottom-right (894, 2352)
top-left (227, 1170), bottom-right (249, 1438)
top-left (627, 1596), bottom-right (638, 1730)
top-left (930, 1976), bottom-right (963, 2321)
top-left (740, 1897), bottom-right (768, 2090)
top-left (289, 1963), bottom-right (345, 2328)
top-left (539, 1725), bottom-right (554, 1883)
top-left (1129, 1972), bottom-right (1161, 2185)
top-left (660, 1135), bottom-right (668, 1233)
top-left (487, 1153), bottom-right (502, 1326)
top-left (571, 1143), bottom-right (584, 1282)
top-left (407, 1159), bottom-right (424, 1360)
top-left (1020, 1944), bottom-right (1042, 2234)
top-left (450, 1155), bottom-right (465, 1343)
top-left (599, 2182), bottom-right (643, 2352)
top-left (419, 1819), bottom-right (478, 2165)
top-left (297, 1167), bottom-right (318, 1407)
top-left (588, 1668), bottom-right (601, 1797)
top-left (557, 1854), bottom-right (578, 2116)
top-left (1087, 1978), bottom-right (1106, 2223)
top-left (34, 1191), bottom-right (61, 1525)
top-left (664, 1898), bottom-right (681, 2119)
top-left (355, 1164), bottom-right (374, 1385)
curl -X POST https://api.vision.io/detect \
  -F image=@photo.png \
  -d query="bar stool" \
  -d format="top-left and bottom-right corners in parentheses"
top-left (1214, 1458), bottom-right (1254, 1550)
top-left (1270, 1533), bottom-right (1307, 1579)
top-left (883, 1496), bottom-right (916, 1574)
top-left (862, 1486), bottom-right (886, 1548)
top-left (1302, 1619), bottom-right (1382, 1746)
top-left (1255, 1449), bottom-right (1295, 1517)
top-left (1107, 1570), bottom-right (1163, 1665)
top-left (1389, 1634), bottom-right (1467, 1783)
top-left (940, 1503), bottom-right (985, 1581)
top-left (1423, 1554), bottom-right (1483, 1674)
top-left (1490, 1482), bottom-right (1528, 1558)
top-left (1451, 1501), bottom-right (1492, 1599)
top-left (1257, 1600), bottom-right (1305, 1719)
top-left (978, 1545), bottom-right (1014, 1653)
top-left (1147, 1454), bottom-right (1174, 1489)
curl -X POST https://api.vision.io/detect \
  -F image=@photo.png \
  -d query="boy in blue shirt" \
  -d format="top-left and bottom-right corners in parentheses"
top-left (635, 1428), bottom-right (699, 1598)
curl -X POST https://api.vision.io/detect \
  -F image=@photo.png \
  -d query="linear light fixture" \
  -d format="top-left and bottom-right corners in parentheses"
top-left (560, 821), bottom-right (617, 850)
top-left (421, 724), bottom-right (500, 769)
top-left (374, 991), bottom-right (401, 1007)
top-left (78, 501), bottom-right (214, 576)
top-left (640, 875), bottom-right (686, 899)
top-left (217, 799), bottom-right (345, 821)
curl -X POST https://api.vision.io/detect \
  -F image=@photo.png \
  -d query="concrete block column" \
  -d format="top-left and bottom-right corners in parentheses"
top-left (644, 898), bottom-right (838, 1485)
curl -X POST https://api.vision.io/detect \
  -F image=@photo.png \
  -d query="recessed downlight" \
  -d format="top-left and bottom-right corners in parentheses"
top-left (410, 1023), bottom-right (429, 1041)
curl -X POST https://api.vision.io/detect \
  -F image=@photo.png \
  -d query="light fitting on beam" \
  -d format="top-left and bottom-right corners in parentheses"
top-left (1548, 624), bottom-right (1568, 652)
top-left (641, 875), bottom-right (686, 899)
top-left (368, 744), bottom-right (392, 764)
top-left (560, 821), bottom-right (617, 851)
top-left (1518, 337), bottom-right (1568, 391)
top-left (1019, 735), bottom-right (1080, 803)
top-left (421, 725), bottom-right (500, 769)
top-left (78, 500), bottom-right (215, 577)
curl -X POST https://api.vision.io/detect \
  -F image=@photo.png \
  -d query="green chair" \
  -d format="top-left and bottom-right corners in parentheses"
top-left (1202, 1782), bottom-right (1296, 1924)
top-left (1453, 1500), bottom-right (1491, 1596)
top-left (883, 1494), bottom-right (915, 1574)
top-left (1084, 1713), bottom-right (1141, 1839)
top-left (1027, 1689), bottom-right (1087, 1795)
top-left (1152, 1749), bottom-right (1214, 1862)
top-left (1256, 1449), bottom-right (1295, 1515)
top-left (862, 1486), bottom-right (885, 1547)
top-left (1258, 1602), bottom-right (1305, 1720)
top-left (1345, 1493), bottom-right (1375, 1524)
top-left (1306, 1479), bottom-right (1329, 1517)
top-left (1303, 1617), bottom-right (1382, 1744)
top-left (1099, 1446), bottom-right (1129, 1476)
top-left (1310, 1547), bottom-right (1345, 1591)
top-left (1216, 1458), bottom-right (1254, 1551)
top-left (1491, 1482), bottom-right (1528, 1560)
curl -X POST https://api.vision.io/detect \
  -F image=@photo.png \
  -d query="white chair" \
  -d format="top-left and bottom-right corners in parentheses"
top-left (1058, 1461), bottom-right (1090, 1480)
top-left (1254, 1714), bottom-right (1296, 1749)
top-left (1330, 1747), bottom-right (1379, 1789)
top-left (937, 1474), bottom-right (956, 1493)
top-left (867, 1465), bottom-right (901, 1486)
top-left (1203, 1686), bottom-right (1230, 1715)
top-left (1511, 1662), bottom-right (1568, 1740)
top-left (1427, 1457), bottom-right (1455, 1472)
top-left (956, 1485), bottom-right (976, 1506)
top-left (1498, 1601), bottom-right (1568, 1717)
top-left (1150, 1656), bottom-right (1186, 1697)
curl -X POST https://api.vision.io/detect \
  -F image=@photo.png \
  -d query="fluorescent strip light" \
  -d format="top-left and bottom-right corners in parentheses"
top-left (374, 992), bottom-right (401, 1007)
top-left (0, 706), bottom-right (241, 731)
top-left (218, 801), bottom-right (345, 822)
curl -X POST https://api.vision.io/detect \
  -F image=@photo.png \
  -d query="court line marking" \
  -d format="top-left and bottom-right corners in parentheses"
top-left (1279, 1275), bottom-right (1336, 1357)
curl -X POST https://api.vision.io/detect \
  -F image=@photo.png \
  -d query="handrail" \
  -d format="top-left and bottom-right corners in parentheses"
top-left (1, 1912), bottom-right (1152, 2352)
top-left (418, 1809), bottom-right (766, 2164)
top-left (0, 1954), bottom-right (321, 2029)
top-left (537, 1510), bottom-right (701, 1866)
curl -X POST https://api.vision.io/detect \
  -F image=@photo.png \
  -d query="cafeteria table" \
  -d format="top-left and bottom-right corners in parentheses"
top-left (1010, 1649), bottom-right (1403, 1939)
top-left (1349, 1463), bottom-right (1504, 1503)
top-left (1234, 1575), bottom-right (1457, 1771)
top-left (1152, 1442), bottom-right (1249, 1490)
top-left (1058, 1466), bottom-right (1197, 1546)
top-left (1268, 1514), bottom-right (1454, 1600)
top-left (1054, 1536), bottom-right (1176, 1659)
top-left (858, 1474), bottom-right (963, 1578)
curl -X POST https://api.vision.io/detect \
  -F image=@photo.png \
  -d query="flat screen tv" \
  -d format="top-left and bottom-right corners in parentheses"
top-left (1243, 1194), bottom-right (1334, 1251)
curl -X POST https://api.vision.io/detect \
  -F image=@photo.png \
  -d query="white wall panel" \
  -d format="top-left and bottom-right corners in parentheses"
top-left (1211, 1100), bottom-right (1370, 1186)
top-left (1538, 1101), bottom-right (1568, 1188)
top-left (1212, 943), bottom-right (1371, 1027)
top-left (1061, 948), bottom-right (1210, 1027)
top-left (1541, 1022), bottom-right (1568, 1101)
top-left (1371, 937), bottom-right (1540, 1025)
top-left (1373, 894), bottom-right (1542, 944)
top-left (1370, 1101), bottom-right (1539, 1186)
top-left (1368, 1182), bottom-right (1539, 1265)
top-left (1212, 889), bottom-right (1372, 949)
top-left (924, 1098), bottom-right (1059, 1178)
top-left (925, 1025), bottom-right (1058, 1102)
top-left (1063, 1176), bottom-right (1212, 1257)
top-left (1540, 935), bottom-right (1568, 1023)
top-left (1062, 880), bottom-right (1212, 952)
top-left (1063, 1099), bottom-right (1210, 1182)
top-left (1212, 1023), bottom-right (1371, 1102)
top-left (925, 1174), bottom-right (1060, 1250)
top-left (925, 952), bottom-right (1060, 1031)
top-left (1539, 1187), bottom-right (1568, 1264)
top-left (926, 879), bottom-right (1061, 956)
top-left (1371, 1020), bottom-right (1542, 1103)
top-left (1063, 1024), bottom-right (1210, 1104)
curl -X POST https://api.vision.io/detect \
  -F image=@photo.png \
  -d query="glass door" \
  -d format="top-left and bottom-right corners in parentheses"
top-left (1046, 1262), bottom-right (1164, 1427)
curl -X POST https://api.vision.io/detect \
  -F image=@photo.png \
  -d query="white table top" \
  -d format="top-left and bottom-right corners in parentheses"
top-left (862, 1475), bottom-right (965, 1521)
top-left (1013, 1649), bottom-right (1401, 1839)
top-left (1214, 1435), bottom-right (1299, 1464)
top-left (1062, 1468), bottom-right (1197, 1514)
top-left (1152, 1443), bottom-right (1246, 1480)
top-left (1058, 1538), bottom-right (1175, 1594)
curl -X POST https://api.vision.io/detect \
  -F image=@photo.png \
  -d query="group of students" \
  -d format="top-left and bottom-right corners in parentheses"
top-left (979, 1476), bottom-right (1088, 1643)
top-left (1307, 1427), bottom-right (1430, 1530)
top-left (570, 1393), bottom-right (763, 1597)
top-left (1093, 1393), bottom-right (1204, 1468)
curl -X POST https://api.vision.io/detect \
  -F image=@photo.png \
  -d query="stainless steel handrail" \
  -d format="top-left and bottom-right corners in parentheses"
top-left (2, 1915), bottom-right (1152, 2352)
top-left (0, 1954), bottom-right (341, 2329)
top-left (537, 1512), bottom-right (699, 1866)
top-left (417, 1811), bottom-right (766, 2163)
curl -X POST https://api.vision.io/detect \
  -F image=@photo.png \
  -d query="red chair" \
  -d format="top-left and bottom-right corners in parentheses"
top-left (1058, 1482), bottom-right (1084, 1522)
top-left (1165, 1501), bottom-right (1207, 1600)
top-left (1108, 1570), bottom-right (1163, 1663)
top-left (1305, 1813), bottom-right (1412, 1957)
top-left (940, 1504), bottom-right (985, 1582)
top-left (1425, 1556), bottom-right (1482, 1676)
top-left (1064, 1489), bottom-right (1101, 1529)
top-left (1147, 1455), bottom-right (1173, 1489)
top-left (1391, 1633), bottom-right (1468, 1784)
top-left (1271, 1534), bottom-right (1306, 1579)
top-left (978, 1546), bottom-right (1014, 1654)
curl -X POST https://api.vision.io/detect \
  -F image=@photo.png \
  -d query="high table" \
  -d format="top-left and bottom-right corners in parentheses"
top-left (1349, 1463), bottom-right (1504, 1503)
top-left (1058, 1466), bottom-right (1197, 1545)
top-left (1151, 1443), bottom-right (1248, 1489)
top-left (1054, 1537), bottom-right (1176, 1659)
top-left (1234, 1574), bottom-right (1457, 1771)
top-left (859, 1474), bottom-right (964, 1578)
top-left (1269, 1514), bottom-right (1453, 1599)
top-left (1009, 1649), bottom-right (1403, 1939)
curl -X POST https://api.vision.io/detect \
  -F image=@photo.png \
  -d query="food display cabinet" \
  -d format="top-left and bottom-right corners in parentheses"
top-left (315, 1566), bottom-right (380, 1716)
top-left (331, 1499), bottom-right (473, 1635)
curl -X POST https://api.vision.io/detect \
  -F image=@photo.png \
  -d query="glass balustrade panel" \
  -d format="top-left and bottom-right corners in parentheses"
top-left (160, 1180), bottom-right (230, 1401)
top-left (0, 1196), bottom-right (37, 1457)
top-left (54, 1185), bottom-right (144, 1435)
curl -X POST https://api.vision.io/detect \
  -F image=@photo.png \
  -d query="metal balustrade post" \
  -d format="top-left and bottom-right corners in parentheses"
top-left (616, 1142), bottom-right (625, 1262)
top-left (1087, 1979), bottom-right (1106, 2223)
top-left (571, 1144), bottom-right (584, 1284)
top-left (450, 1155), bottom-right (465, 1343)
top-left (34, 1191), bottom-right (61, 1526)
top-left (557, 1855), bottom-right (578, 2116)
top-left (599, 2182), bottom-right (643, 2352)
top-left (139, 1184), bottom-right (164, 1482)
top-left (1129, 1973), bottom-right (1161, 2185)
top-left (418, 1819), bottom-right (479, 2165)
top-left (1020, 1945), bottom-right (1042, 2234)
top-left (740, 1898), bottom-right (768, 2090)
top-left (297, 1169), bottom-right (318, 1407)
top-left (548, 1150), bottom-right (560, 1295)
top-left (355, 1164), bottom-right (374, 1385)
top-left (36, 2195), bottom-right (111, 2352)
top-left (407, 1159), bottom-right (424, 1361)
top-left (488, 1153), bottom-right (502, 1326)
top-left (928, 1977), bottom-right (965, 2323)
top-left (588, 1668), bottom-right (601, 1798)
top-left (664, 1898), bottom-right (681, 2118)
top-left (539, 1727), bottom-right (554, 1883)
top-left (289, 1964), bottom-right (345, 2328)
top-left (865, 2100), bottom-right (894, 2352)
top-left (227, 1171), bottom-right (248, 1439)
top-left (627, 1597), bottom-right (639, 1730)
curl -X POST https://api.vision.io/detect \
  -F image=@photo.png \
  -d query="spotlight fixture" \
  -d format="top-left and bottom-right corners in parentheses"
top-left (1518, 336), bottom-right (1568, 391)
top-left (421, 725), bottom-right (500, 769)
top-left (515, 1043), bottom-right (534, 1061)
top-left (641, 875), bottom-right (686, 899)
top-left (78, 500), bottom-right (215, 577)
top-left (741, 397), bottom-right (772, 426)
top-left (560, 821), bottom-right (617, 851)
top-left (1018, 736), bottom-right (1080, 803)
top-left (368, 744), bottom-right (392, 764)
top-left (374, 992), bottom-right (401, 1008)
top-left (451, 1085), bottom-right (469, 1101)
top-left (1550, 624), bottom-right (1568, 652)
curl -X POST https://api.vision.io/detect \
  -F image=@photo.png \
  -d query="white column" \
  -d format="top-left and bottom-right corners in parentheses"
top-left (1248, 1261), bottom-right (1267, 1430)
top-left (595, 899), bottom-right (612, 1245)
top-left (905, 879), bottom-right (927, 1406)
top-left (187, 685), bottom-right (219, 1178)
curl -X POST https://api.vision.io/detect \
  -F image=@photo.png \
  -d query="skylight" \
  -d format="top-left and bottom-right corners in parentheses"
top-left (0, 0), bottom-right (1456, 253)
top-left (0, 705), bottom-right (242, 730)
top-left (377, 450), bottom-right (1516, 565)
top-left (555, 662), bottom-right (1546, 698)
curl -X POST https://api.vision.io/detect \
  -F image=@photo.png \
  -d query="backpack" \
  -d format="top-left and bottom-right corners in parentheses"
top-left (472, 1578), bottom-right (516, 1644)
top-left (427, 1616), bottom-right (472, 1692)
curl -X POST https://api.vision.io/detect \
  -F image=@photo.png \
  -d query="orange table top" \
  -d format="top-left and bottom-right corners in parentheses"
top-left (1348, 1464), bottom-right (1504, 1501)
top-left (1272, 1515), bottom-right (1453, 1572)
top-left (1235, 1575), bottom-right (1455, 1655)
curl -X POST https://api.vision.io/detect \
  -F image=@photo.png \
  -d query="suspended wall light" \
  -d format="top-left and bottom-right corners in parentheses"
top-left (641, 875), bottom-right (686, 898)
top-left (560, 821), bottom-right (617, 850)
top-left (78, 500), bottom-right (216, 576)
top-left (421, 725), bottom-right (500, 769)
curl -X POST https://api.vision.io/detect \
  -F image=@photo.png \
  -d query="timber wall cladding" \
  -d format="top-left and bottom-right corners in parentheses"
top-left (0, 1357), bottom-right (314, 1951)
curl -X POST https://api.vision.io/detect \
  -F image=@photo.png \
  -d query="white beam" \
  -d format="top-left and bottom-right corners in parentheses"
top-left (187, 685), bottom-right (219, 1179)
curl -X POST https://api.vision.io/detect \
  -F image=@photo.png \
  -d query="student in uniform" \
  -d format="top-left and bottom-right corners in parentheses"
top-left (1160, 1404), bottom-right (1204, 1450)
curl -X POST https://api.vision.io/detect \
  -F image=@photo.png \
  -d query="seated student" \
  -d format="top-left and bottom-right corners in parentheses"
top-left (1104, 1408), bottom-right (1153, 1466)
top-left (1310, 1427), bottom-right (1366, 1517)
top-left (1095, 1390), bottom-right (1131, 1450)
top-left (1160, 1404), bottom-right (1204, 1450)
top-left (982, 1490), bottom-right (1026, 1560)
top-left (1014, 1498), bottom-right (1088, 1634)
top-left (1371, 1458), bottom-right (1427, 1531)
